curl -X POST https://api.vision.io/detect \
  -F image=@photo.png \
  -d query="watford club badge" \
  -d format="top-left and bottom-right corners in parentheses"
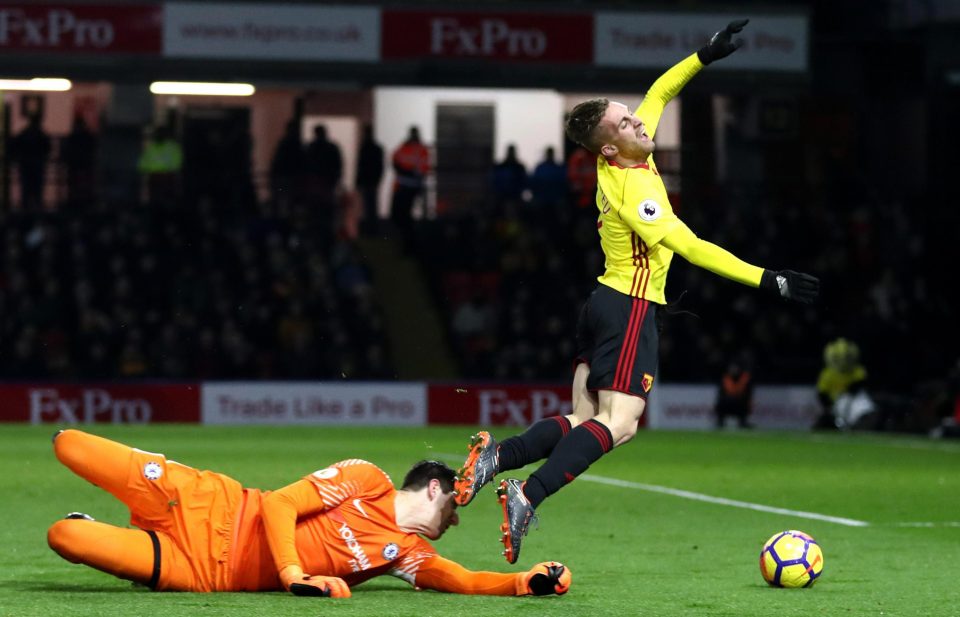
top-left (640, 373), bottom-right (654, 393)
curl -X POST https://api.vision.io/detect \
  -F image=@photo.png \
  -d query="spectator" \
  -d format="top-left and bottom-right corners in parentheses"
top-left (452, 294), bottom-right (497, 376)
top-left (355, 123), bottom-right (385, 234)
top-left (390, 126), bottom-right (430, 253)
top-left (565, 145), bottom-right (596, 211)
top-left (270, 119), bottom-right (306, 205)
top-left (305, 124), bottom-right (343, 243)
top-left (60, 115), bottom-right (98, 209)
top-left (492, 144), bottom-right (528, 212)
top-left (814, 338), bottom-right (873, 430)
top-left (10, 115), bottom-right (52, 211)
top-left (529, 146), bottom-right (567, 220)
top-left (137, 125), bottom-right (182, 207)
top-left (714, 358), bottom-right (754, 429)
top-left (305, 124), bottom-right (343, 201)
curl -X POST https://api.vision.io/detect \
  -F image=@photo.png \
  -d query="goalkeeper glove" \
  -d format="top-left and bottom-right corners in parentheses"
top-left (760, 269), bottom-right (820, 305)
top-left (697, 19), bottom-right (749, 65)
top-left (279, 565), bottom-right (352, 598)
top-left (522, 561), bottom-right (572, 596)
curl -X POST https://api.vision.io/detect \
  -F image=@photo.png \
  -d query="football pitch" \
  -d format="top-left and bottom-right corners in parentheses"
top-left (1, 424), bottom-right (957, 617)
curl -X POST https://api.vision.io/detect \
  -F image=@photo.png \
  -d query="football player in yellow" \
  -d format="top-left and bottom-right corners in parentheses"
top-left (454, 19), bottom-right (820, 564)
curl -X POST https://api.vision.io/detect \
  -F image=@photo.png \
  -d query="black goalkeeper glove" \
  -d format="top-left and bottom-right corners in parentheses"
top-left (523, 561), bottom-right (572, 596)
top-left (697, 19), bottom-right (749, 65)
top-left (760, 269), bottom-right (820, 305)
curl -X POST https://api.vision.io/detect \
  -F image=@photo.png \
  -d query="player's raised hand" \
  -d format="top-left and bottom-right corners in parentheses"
top-left (760, 269), bottom-right (820, 305)
top-left (697, 19), bottom-right (749, 65)
top-left (280, 565), bottom-right (352, 598)
top-left (522, 561), bottom-right (572, 596)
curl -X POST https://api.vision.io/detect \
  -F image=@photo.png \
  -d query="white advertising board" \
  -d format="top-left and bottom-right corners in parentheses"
top-left (595, 13), bottom-right (807, 72)
top-left (647, 384), bottom-right (820, 430)
top-left (164, 3), bottom-right (380, 61)
top-left (202, 382), bottom-right (426, 425)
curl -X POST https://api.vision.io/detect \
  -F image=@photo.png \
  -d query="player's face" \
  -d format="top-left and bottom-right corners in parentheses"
top-left (599, 101), bottom-right (655, 159)
top-left (425, 491), bottom-right (460, 540)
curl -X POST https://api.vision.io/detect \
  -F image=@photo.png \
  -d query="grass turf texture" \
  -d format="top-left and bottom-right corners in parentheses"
top-left (1, 424), bottom-right (958, 617)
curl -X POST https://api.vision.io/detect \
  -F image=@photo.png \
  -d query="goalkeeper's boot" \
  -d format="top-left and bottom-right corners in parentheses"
top-left (496, 478), bottom-right (538, 564)
top-left (65, 512), bottom-right (95, 521)
top-left (454, 431), bottom-right (499, 506)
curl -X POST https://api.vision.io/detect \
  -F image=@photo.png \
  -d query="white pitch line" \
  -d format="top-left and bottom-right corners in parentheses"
top-left (890, 522), bottom-right (960, 528)
top-left (580, 474), bottom-right (870, 527)
top-left (436, 452), bottom-right (869, 528)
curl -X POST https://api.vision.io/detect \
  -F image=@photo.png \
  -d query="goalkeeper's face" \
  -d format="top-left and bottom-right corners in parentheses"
top-left (598, 101), bottom-right (655, 161)
top-left (423, 484), bottom-right (460, 540)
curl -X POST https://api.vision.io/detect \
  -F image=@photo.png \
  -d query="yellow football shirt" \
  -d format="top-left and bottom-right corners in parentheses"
top-left (595, 53), bottom-right (703, 304)
top-left (816, 365), bottom-right (868, 402)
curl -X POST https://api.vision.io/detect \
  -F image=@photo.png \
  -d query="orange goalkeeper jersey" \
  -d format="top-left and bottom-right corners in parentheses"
top-left (227, 459), bottom-right (525, 595)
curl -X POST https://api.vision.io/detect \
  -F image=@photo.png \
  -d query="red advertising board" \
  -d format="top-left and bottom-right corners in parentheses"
top-left (430, 383), bottom-right (650, 427)
top-left (0, 384), bottom-right (201, 423)
top-left (0, 5), bottom-right (162, 53)
top-left (382, 10), bottom-right (592, 63)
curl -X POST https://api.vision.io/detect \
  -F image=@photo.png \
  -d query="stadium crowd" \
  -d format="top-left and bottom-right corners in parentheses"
top-left (0, 200), bottom-right (391, 380)
top-left (1, 117), bottom-right (955, 434)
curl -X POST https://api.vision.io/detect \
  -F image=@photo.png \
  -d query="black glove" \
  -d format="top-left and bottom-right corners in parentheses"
top-left (760, 269), bottom-right (820, 305)
top-left (697, 19), bottom-right (749, 65)
top-left (524, 561), bottom-right (572, 596)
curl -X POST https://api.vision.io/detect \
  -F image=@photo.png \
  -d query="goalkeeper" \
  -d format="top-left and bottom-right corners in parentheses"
top-left (455, 19), bottom-right (821, 565)
top-left (46, 429), bottom-right (571, 598)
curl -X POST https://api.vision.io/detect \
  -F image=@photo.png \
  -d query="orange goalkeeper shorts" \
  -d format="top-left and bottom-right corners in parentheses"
top-left (122, 446), bottom-right (245, 592)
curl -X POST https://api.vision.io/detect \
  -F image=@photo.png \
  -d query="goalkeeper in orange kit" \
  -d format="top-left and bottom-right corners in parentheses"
top-left (46, 429), bottom-right (571, 598)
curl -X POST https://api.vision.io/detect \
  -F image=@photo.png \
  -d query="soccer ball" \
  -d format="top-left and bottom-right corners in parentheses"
top-left (759, 530), bottom-right (823, 588)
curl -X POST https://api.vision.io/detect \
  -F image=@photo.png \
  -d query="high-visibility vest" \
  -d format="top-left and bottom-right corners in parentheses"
top-left (722, 372), bottom-right (751, 397)
top-left (138, 140), bottom-right (183, 174)
top-left (392, 141), bottom-right (429, 188)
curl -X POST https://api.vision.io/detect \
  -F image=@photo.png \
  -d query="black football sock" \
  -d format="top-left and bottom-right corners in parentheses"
top-left (497, 415), bottom-right (572, 472)
top-left (522, 419), bottom-right (613, 509)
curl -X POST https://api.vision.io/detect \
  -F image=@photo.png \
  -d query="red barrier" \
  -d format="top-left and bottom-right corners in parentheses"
top-left (428, 383), bottom-right (575, 426)
top-left (383, 11), bottom-right (593, 63)
top-left (0, 383), bottom-right (200, 424)
top-left (0, 5), bottom-right (163, 54)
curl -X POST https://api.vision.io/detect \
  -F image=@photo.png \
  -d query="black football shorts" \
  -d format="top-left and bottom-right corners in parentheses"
top-left (575, 284), bottom-right (659, 398)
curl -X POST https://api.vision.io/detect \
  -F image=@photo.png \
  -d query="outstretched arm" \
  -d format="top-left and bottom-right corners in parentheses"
top-left (660, 222), bottom-right (763, 286)
top-left (261, 479), bottom-right (352, 598)
top-left (413, 556), bottom-right (571, 596)
top-left (636, 19), bottom-right (749, 136)
top-left (661, 223), bottom-right (819, 304)
top-left (634, 53), bottom-right (703, 137)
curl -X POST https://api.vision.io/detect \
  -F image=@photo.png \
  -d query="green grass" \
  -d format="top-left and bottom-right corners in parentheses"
top-left (2, 424), bottom-right (958, 616)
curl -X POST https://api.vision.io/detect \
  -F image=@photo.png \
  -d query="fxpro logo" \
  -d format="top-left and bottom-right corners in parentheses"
top-left (338, 522), bottom-right (372, 572)
top-left (478, 390), bottom-right (572, 426)
top-left (29, 389), bottom-right (152, 424)
top-left (430, 17), bottom-right (546, 57)
top-left (0, 9), bottom-right (115, 48)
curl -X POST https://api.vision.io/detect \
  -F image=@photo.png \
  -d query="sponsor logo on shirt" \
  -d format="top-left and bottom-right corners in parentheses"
top-left (338, 522), bottom-right (372, 571)
top-left (312, 467), bottom-right (339, 480)
top-left (143, 461), bottom-right (163, 480)
top-left (382, 543), bottom-right (399, 561)
top-left (352, 498), bottom-right (369, 518)
top-left (638, 199), bottom-right (661, 221)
